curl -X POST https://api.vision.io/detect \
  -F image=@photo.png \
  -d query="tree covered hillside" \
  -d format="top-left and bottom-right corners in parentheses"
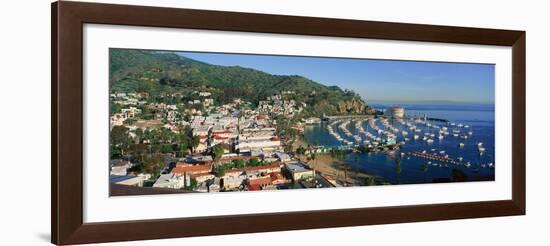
top-left (109, 49), bottom-right (373, 116)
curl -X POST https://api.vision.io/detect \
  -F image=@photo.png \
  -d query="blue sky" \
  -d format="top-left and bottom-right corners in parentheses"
top-left (176, 51), bottom-right (495, 104)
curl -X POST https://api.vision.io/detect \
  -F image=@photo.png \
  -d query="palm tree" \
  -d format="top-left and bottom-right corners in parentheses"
top-left (309, 153), bottom-right (317, 171)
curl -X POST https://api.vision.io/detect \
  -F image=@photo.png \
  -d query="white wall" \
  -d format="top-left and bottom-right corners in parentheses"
top-left (0, 0), bottom-right (547, 245)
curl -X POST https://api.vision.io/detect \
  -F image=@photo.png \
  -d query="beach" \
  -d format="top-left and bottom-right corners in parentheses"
top-left (297, 152), bottom-right (380, 186)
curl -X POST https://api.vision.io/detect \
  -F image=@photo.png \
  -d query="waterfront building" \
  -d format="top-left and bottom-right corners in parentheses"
top-left (284, 162), bottom-right (314, 181)
top-left (274, 152), bottom-right (291, 163)
top-left (388, 106), bottom-right (405, 118)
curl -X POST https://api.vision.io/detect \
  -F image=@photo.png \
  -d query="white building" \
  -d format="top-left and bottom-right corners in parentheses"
top-left (274, 152), bottom-right (291, 163)
top-left (223, 175), bottom-right (246, 189)
top-left (110, 175), bottom-right (147, 187)
top-left (152, 173), bottom-right (185, 189)
top-left (285, 162), bottom-right (314, 181)
top-left (236, 138), bottom-right (281, 151)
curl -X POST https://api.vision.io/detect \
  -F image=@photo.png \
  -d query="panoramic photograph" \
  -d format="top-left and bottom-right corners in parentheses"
top-left (108, 48), bottom-right (495, 196)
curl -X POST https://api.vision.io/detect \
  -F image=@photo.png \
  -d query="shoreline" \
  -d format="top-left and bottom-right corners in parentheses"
top-left (291, 133), bottom-right (384, 186)
top-left (295, 147), bottom-right (382, 186)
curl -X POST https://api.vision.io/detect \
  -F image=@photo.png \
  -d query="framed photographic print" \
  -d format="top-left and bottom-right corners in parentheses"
top-left (52, 1), bottom-right (525, 245)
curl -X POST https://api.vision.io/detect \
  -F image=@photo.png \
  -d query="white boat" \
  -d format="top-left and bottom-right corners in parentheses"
top-left (414, 135), bottom-right (419, 140)
top-left (459, 143), bottom-right (465, 148)
top-left (426, 139), bottom-right (434, 144)
top-left (438, 135), bottom-right (444, 140)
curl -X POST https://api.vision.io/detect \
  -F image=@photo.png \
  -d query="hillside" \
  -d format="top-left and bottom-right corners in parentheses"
top-left (109, 49), bottom-right (372, 116)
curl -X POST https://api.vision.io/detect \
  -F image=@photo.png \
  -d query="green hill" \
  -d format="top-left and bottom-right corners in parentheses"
top-left (109, 48), bottom-right (372, 116)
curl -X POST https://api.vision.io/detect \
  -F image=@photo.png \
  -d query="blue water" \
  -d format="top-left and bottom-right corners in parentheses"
top-left (303, 103), bottom-right (495, 184)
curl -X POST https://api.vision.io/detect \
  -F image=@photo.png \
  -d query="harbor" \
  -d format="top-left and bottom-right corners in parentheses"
top-left (303, 103), bottom-right (495, 184)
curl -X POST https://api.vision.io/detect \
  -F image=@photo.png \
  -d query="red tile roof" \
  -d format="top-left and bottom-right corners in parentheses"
top-left (171, 164), bottom-right (212, 174)
top-left (212, 130), bottom-right (232, 134)
top-left (270, 172), bottom-right (285, 182)
top-left (249, 176), bottom-right (272, 186)
top-left (247, 184), bottom-right (262, 191)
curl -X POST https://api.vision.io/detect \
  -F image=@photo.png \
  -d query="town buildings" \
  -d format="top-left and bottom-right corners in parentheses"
top-left (109, 90), bottom-right (328, 193)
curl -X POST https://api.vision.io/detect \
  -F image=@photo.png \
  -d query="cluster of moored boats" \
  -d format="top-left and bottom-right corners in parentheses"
top-left (324, 116), bottom-right (492, 169)
top-left (327, 121), bottom-right (354, 145)
top-left (327, 118), bottom-right (399, 148)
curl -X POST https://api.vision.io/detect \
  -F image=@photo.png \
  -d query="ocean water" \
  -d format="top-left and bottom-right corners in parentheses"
top-left (303, 103), bottom-right (495, 184)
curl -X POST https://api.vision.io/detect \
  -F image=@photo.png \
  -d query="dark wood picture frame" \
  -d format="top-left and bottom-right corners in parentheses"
top-left (52, 1), bottom-right (526, 245)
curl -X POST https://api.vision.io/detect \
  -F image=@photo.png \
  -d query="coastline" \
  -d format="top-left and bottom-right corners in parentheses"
top-left (293, 135), bottom-right (383, 186)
